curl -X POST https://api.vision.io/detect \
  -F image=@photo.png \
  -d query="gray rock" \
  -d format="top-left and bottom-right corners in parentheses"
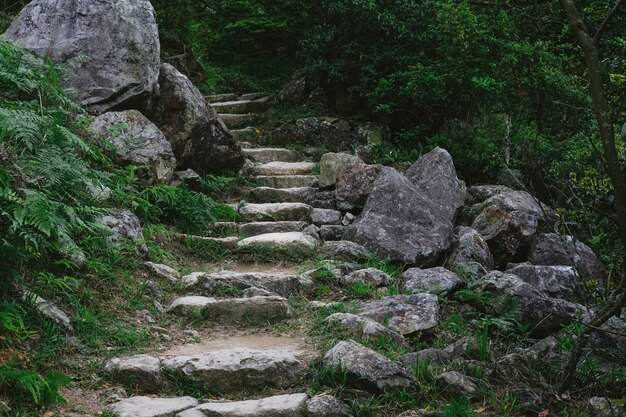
top-left (336, 164), bottom-right (384, 211)
top-left (239, 203), bottom-right (312, 222)
top-left (480, 190), bottom-right (556, 227)
top-left (144, 262), bottom-right (179, 283)
top-left (528, 233), bottom-right (605, 284)
top-left (405, 147), bottom-right (465, 221)
top-left (342, 268), bottom-right (391, 288)
top-left (320, 241), bottom-right (369, 262)
top-left (99, 210), bottom-right (147, 252)
top-left (505, 263), bottom-right (579, 300)
top-left (445, 226), bottom-right (494, 272)
top-left (171, 169), bottom-right (201, 189)
top-left (22, 291), bottom-right (73, 332)
top-left (326, 313), bottom-right (408, 348)
top-left (342, 213), bottom-right (356, 226)
top-left (104, 355), bottom-right (162, 393)
top-left (191, 270), bottom-right (314, 297)
top-left (279, 69), bottom-right (313, 104)
top-left (109, 396), bottom-right (198, 417)
top-left (466, 185), bottom-right (512, 205)
top-left (476, 272), bottom-right (590, 336)
top-left (587, 316), bottom-right (626, 355)
top-left (443, 337), bottom-right (481, 360)
top-left (161, 348), bottom-right (305, 393)
top-left (471, 205), bottom-right (537, 269)
top-left (238, 232), bottom-right (319, 252)
top-left (359, 294), bottom-right (439, 336)
top-left (303, 224), bottom-right (321, 240)
top-left (178, 394), bottom-right (309, 417)
top-left (400, 349), bottom-right (451, 370)
top-left (167, 296), bottom-right (290, 322)
top-left (320, 225), bottom-right (346, 241)
top-left (251, 187), bottom-right (317, 205)
top-left (251, 161), bottom-right (317, 176)
top-left (435, 372), bottom-right (479, 398)
top-left (150, 64), bottom-right (244, 175)
top-left (243, 287), bottom-right (275, 297)
top-left (4, 0), bottom-right (160, 114)
top-left (239, 221), bottom-right (308, 237)
top-left (243, 147), bottom-right (299, 164)
top-left (311, 209), bottom-right (343, 226)
top-left (403, 267), bottom-right (462, 295)
top-left (588, 397), bottom-right (626, 417)
top-left (319, 153), bottom-right (364, 190)
top-left (307, 395), bottom-right (351, 417)
top-left (91, 111), bottom-right (176, 184)
top-left (346, 168), bottom-right (453, 266)
top-left (323, 340), bottom-right (415, 392)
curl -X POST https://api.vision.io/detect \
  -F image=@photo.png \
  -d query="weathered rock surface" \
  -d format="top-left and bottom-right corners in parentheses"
top-left (405, 147), bottom-right (465, 221)
top-left (167, 296), bottom-right (290, 322)
top-left (359, 294), bottom-right (439, 336)
top-left (319, 153), bottom-right (364, 189)
top-left (150, 64), bottom-right (244, 175)
top-left (341, 268), bottom-right (391, 287)
top-left (109, 396), bottom-right (198, 417)
top-left (161, 348), bottom-right (305, 393)
top-left (528, 233), bottom-right (605, 283)
top-left (588, 397), bottom-right (626, 417)
top-left (239, 221), bottom-right (308, 237)
top-left (403, 267), bottom-right (462, 295)
top-left (4, 0), bottom-right (160, 114)
top-left (253, 175), bottom-right (319, 189)
top-left (251, 186), bottom-right (316, 205)
top-left (335, 164), bottom-right (383, 211)
top-left (238, 232), bottom-right (318, 251)
top-left (239, 203), bottom-right (312, 222)
top-left (104, 355), bottom-right (162, 393)
top-left (505, 263), bottom-right (579, 300)
top-left (326, 313), bottom-right (408, 348)
top-left (307, 396), bottom-right (351, 417)
top-left (187, 270), bottom-right (314, 297)
top-left (320, 225), bottom-right (346, 241)
top-left (445, 226), bottom-right (494, 272)
top-left (22, 291), bottom-right (73, 333)
top-left (251, 162), bottom-right (317, 176)
top-left (99, 210), bottom-right (147, 252)
top-left (178, 394), bottom-right (309, 417)
top-left (311, 209), bottom-right (343, 226)
top-left (479, 191), bottom-right (556, 226)
top-left (320, 241), bottom-right (369, 262)
top-left (144, 262), bottom-right (179, 283)
top-left (323, 341), bottom-right (415, 392)
top-left (346, 168), bottom-right (453, 266)
top-left (476, 272), bottom-right (589, 336)
top-left (400, 349), bottom-right (452, 370)
top-left (436, 372), bottom-right (479, 398)
top-left (243, 147), bottom-right (299, 164)
top-left (91, 111), bottom-right (176, 184)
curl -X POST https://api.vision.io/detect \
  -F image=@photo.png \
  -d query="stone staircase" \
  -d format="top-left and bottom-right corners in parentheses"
top-left (102, 93), bottom-right (352, 417)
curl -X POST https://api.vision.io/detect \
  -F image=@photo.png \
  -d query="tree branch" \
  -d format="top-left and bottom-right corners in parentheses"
top-left (593, 0), bottom-right (625, 45)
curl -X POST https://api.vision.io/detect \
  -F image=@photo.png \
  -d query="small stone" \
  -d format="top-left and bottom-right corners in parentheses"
top-left (243, 287), bottom-right (275, 297)
top-left (342, 213), bottom-right (356, 226)
top-left (326, 313), bottom-right (408, 348)
top-left (359, 294), bottom-right (439, 336)
top-left (435, 371), bottom-right (479, 398)
top-left (104, 355), bottom-right (162, 393)
top-left (311, 208), bottom-right (343, 226)
top-left (307, 395), bottom-right (351, 417)
top-left (319, 153), bottom-right (364, 189)
top-left (183, 330), bottom-right (200, 339)
top-left (320, 241), bottom-right (369, 262)
top-left (341, 268), bottom-right (391, 287)
top-left (108, 396), bottom-right (199, 417)
top-left (136, 310), bottom-right (156, 324)
top-left (403, 267), bottom-right (462, 295)
top-left (144, 262), bottom-right (179, 283)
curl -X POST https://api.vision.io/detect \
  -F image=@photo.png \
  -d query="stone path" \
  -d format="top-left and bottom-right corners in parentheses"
top-left (102, 92), bottom-right (354, 417)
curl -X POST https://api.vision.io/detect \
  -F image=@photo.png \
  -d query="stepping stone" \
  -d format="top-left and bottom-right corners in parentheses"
top-left (161, 347), bottom-right (305, 394)
top-left (251, 162), bottom-right (317, 176)
top-left (231, 127), bottom-right (258, 142)
top-left (240, 92), bottom-right (269, 100)
top-left (359, 294), bottom-right (439, 336)
top-left (253, 175), bottom-right (319, 189)
top-left (220, 114), bottom-right (255, 129)
top-left (310, 208), bottom-right (342, 226)
top-left (239, 221), bottom-right (308, 237)
top-left (104, 354), bottom-right (163, 393)
top-left (167, 296), bottom-right (291, 322)
top-left (212, 97), bottom-right (269, 114)
top-left (238, 232), bottom-right (318, 251)
top-left (109, 396), bottom-right (199, 417)
top-left (243, 148), bottom-right (299, 163)
top-left (184, 270), bottom-right (314, 297)
top-left (239, 203), bottom-right (312, 222)
top-left (177, 393), bottom-right (309, 417)
top-left (250, 187), bottom-right (316, 205)
top-left (206, 93), bottom-right (239, 103)
top-left (176, 234), bottom-right (239, 249)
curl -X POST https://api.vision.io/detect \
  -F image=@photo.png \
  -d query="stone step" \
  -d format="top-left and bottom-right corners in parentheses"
top-left (167, 295), bottom-right (291, 321)
top-left (239, 203), bottom-right (312, 222)
top-left (206, 93), bottom-right (239, 103)
top-left (253, 175), bottom-right (319, 189)
top-left (221, 114), bottom-right (255, 129)
top-left (240, 92), bottom-right (270, 101)
top-left (109, 396), bottom-right (199, 417)
top-left (243, 148), bottom-right (299, 164)
top-left (238, 232), bottom-right (319, 251)
top-left (183, 270), bottom-right (313, 297)
top-left (161, 347), bottom-right (305, 394)
top-left (231, 127), bottom-right (258, 142)
top-left (250, 186), bottom-right (316, 205)
top-left (212, 97), bottom-right (269, 114)
top-left (251, 162), bottom-right (317, 176)
top-left (176, 393), bottom-right (309, 417)
top-left (175, 234), bottom-right (239, 249)
top-left (239, 221), bottom-right (308, 237)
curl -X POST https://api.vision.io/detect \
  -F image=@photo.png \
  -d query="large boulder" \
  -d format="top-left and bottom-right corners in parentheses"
top-left (528, 233), bottom-right (605, 284)
top-left (505, 263), bottom-right (580, 300)
top-left (405, 147), bottom-right (466, 221)
top-left (346, 168), bottom-right (453, 266)
top-left (91, 111), bottom-right (176, 184)
top-left (335, 164), bottom-right (384, 211)
top-left (4, 0), bottom-right (160, 114)
top-left (150, 64), bottom-right (244, 175)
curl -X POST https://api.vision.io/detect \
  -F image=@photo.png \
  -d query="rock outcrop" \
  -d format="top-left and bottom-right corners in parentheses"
top-left (4, 0), bottom-right (160, 114)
